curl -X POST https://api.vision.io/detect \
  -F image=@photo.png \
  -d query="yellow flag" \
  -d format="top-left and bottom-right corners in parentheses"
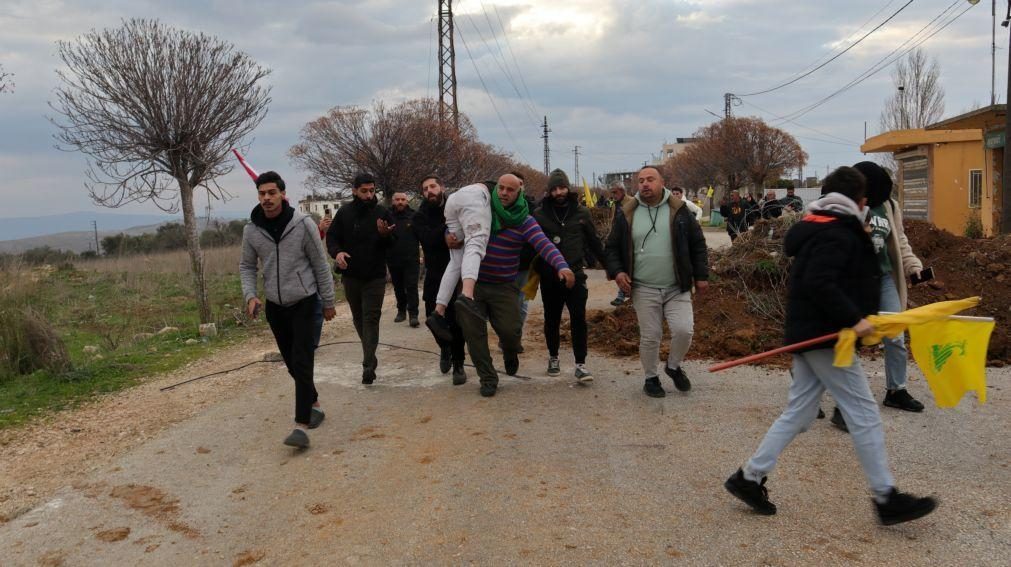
top-left (908, 318), bottom-right (994, 407)
top-left (583, 178), bottom-right (596, 207)
top-left (521, 265), bottom-right (540, 300)
top-left (707, 186), bottom-right (715, 198)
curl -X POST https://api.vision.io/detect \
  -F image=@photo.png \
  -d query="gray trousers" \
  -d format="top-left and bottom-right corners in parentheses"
top-left (342, 276), bottom-right (386, 372)
top-left (631, 285), bottom-right (694, 378)
top-left (744, 349), bottom-right (895, 496)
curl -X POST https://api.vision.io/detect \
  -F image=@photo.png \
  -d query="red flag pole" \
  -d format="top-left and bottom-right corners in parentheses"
top-left (707, 333), bottom-right (839, 373)
top-left (232, 148), bottom-right (259, 182)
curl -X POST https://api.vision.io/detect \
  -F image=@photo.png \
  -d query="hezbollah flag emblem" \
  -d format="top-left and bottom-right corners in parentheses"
top-left (908, 317), bottom-right (995, 408)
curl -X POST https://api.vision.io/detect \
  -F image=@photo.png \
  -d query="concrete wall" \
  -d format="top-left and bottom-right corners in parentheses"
top-left (928, 140), bottom-right (986, 236)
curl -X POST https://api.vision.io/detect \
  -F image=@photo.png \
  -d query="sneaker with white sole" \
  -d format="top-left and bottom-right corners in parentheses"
top-left (574, 364), bottom-right (593, 382)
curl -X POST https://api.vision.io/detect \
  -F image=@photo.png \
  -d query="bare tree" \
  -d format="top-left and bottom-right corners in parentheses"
top-left (0, 63), bottom-right (13, 93)
top-left (50, 19), bottom-right (271, 323)
top-left (290, 98), bottom-right (525, 202)
top-left (880, 48), bottom-right (945, 131)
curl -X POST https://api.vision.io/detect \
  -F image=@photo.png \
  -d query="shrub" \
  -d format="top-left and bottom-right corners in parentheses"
top-left (964, 211), bottom-right (984, 239)
top-left (0, 306), bottom-right (72, 377)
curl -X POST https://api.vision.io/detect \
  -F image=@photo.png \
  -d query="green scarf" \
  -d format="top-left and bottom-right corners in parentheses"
top-left (490, 185), bottom-right (529, 235)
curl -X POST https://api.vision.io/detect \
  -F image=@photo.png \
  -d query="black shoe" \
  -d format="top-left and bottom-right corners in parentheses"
top-left (425, 313), bottom-right (454, 343)
top-left (817, 407), bottom-right (826, 419)
top-left (874, 488), bottom-right (937, 526)
top-left (643, 376), bottom-right (666, 398)
top-left (504, 352), bottom-right (519, 376)
top-left (439, 347), bottom-right (452, 374)
top-left (283, 429), bottom-right (309, 449)
top-left (362, 368), bottom-right (376, 385)
top-left (455, 295), bottom-right (486, 322)
top-left (830, 407), bottom-right (849, 433)
top-left (664, 365), bottom-right (692, 392)
top-left (409, 314), bottom-right (420, 328)
top-left (394, 310), bottom-right (407, 323)
top-left (610, 297), bottom-right (624, 306)
top-left (724, 469), bottom-right (777, 516)
top-left (480, 383), bottom-right (497, 397)
top-left (307, 408), bottom-right (325, 429)
top-left (883, 389), bottom-right (925, 412)
top-left (452, 361), bottom-right (467, 385)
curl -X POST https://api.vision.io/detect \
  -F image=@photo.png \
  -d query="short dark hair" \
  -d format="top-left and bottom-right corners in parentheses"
top-left (821, 166), bottom-right (866, 202)
top-left (255, 171), bottom-right (285, 191)
top-left (353, 173), bottom-right (376, 189)
top-left (420, 174), bottom-right (442, 187)
top-left (638, 165), bottom-right (663, 178)
top-left (671, 185), bottom-right (685, 193)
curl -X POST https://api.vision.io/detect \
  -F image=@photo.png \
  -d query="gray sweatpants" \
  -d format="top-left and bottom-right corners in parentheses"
top-left (632, 285), bottom-right (694, 378)
top-left (744, 348), bottom-right (895, 496)
top-left (436, 184), bottom-right (492, 307)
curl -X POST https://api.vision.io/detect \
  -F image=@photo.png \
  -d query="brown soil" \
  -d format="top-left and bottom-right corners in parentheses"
top-left (588, 219), bottom-right (1011, 368)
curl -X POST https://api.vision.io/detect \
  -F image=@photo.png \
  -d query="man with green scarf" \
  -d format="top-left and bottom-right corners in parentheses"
top-left (454, 173), bottom-right (576, 398)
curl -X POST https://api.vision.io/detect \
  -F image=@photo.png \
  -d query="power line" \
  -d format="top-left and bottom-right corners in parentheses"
top-left (738, 98), bottom-right (861, 146)
top-left (477, 1), bottom-right (540, 122)
top-left (738, 0), bottom-right (915, 97)
top-left (490, 3), bottom-right (539, 117)
top-left (459, 12), bottom-right (540, 127)
top-left (774, 0), bottom-right (974, 123)
top-left (787, 0), bottom-right (899, 82)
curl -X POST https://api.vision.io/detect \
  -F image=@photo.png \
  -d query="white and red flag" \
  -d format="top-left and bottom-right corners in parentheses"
top-left (232, 148), bottom-right (259, 182)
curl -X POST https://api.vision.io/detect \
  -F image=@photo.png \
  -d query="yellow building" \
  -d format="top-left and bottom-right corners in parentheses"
top-left (860, 105), bottom-right (1007, 237)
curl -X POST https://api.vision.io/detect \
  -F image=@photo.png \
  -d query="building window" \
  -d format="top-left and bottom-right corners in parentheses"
top-left (969, 170), bottom-right (982, 209)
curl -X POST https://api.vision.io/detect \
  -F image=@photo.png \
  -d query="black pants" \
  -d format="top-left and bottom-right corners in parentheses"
top-left (343, 276), bottom-right (387, 372)
top-left (540, 272), bottom-right (588, 363)
top-left (425, 298), bottom-right (466, 363)
top-left (387, 260), bottom-right (420, 315)
top-left (265, 295), bottom-right (319, 426)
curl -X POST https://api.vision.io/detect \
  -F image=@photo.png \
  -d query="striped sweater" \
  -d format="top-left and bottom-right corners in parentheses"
top-left (478, 216), bottom-right (569, 283)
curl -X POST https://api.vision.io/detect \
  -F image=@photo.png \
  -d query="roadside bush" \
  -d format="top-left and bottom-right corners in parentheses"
top-left (964, 210), bottom-right (984, 239)
top-left (0, 306), bottom-right (72, 377)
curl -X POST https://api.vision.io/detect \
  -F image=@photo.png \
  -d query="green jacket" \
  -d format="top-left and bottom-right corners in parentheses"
top-left (532, 197), bottom-right (606, 275)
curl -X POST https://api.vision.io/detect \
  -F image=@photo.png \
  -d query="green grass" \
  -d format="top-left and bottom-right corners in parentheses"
top-left (0, 264), bottom-right (342, 429)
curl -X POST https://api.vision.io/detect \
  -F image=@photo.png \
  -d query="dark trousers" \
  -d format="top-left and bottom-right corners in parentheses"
top-left (387, 260), bottom-right (420, 315)
top-left (455, 281), bottom-right (522, 387)
top-left (265, 295), bottom-right (319, 426)
top-left (343, 276), bottom-right (387, 372)
top-left (540, 274), bottom-right (588, 363)
top-left (425, 299), bottom-right (466, 362)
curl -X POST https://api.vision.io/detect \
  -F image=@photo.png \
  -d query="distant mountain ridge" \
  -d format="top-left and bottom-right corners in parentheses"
top-left (0, 210), bottom-right (248, 241)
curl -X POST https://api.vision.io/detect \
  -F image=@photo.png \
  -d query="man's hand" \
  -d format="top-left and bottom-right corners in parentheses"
top-left (323, 306), bottom-right (337, 321)
top-left (246, 297), bottom-right (262, 319)
top-left (558, 268), bottom-right (576, 289)
top-left (445, 232), bottom-right (463, 249)
top-left (853, 318), bottom-right (875, 338)
top-left (615, 272), bottom-right (632, 295)
top-left (319, 217), bottom-right (332, 233)
top-left (335, 252), bottom-right (351, 269)
top-left (377, 219), bottom-right (395, 236)
top-left (694, 280), bottom-right (709, 296)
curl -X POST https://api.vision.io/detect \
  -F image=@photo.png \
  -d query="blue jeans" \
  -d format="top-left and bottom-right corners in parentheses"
top-left (745, 349), bottom-right (895, 496)
top-left (516, 271), bottom-right (530, 328)
top-left (879, 276), bottom-right (908, 391)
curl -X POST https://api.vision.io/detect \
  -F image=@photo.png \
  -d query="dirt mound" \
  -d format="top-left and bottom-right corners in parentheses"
top-left (588, 219), bottom-right (1011, 368)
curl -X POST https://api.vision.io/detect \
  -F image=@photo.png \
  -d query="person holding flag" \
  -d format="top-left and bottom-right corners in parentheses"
top-left (723, 166), bottom-right (937, 526)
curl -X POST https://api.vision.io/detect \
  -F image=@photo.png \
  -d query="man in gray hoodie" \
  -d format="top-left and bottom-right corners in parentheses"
top-left (241, 171), bottom-right (337, 449)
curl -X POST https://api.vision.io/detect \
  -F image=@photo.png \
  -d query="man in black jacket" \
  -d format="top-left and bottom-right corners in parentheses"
top-left (326, 173), bottom-right (395, 384)
top-left (719, 190), bottom-right (749, 241)
top-left (723, 166), bottom-right (937, 526)
top-left (413, 175), bottom-right (467, 385)
top-left (387, 191), bottom-right (421, 327)
top-left (604, 166), bottom-right (709, 398)
top-left (533, 169), bottom-right (607, 381)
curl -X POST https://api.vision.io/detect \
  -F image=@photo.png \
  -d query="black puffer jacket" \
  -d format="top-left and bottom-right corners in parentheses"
top-left (387, 206), bottom-right (420, 264)
top-left (325, 197), bottom-right (395, 281)
top-left (783, 210), bottom-right (880, 351)
top-left (412, 196), bottom-right (450, 303)
top-left (532, 196), bottom-right (606, 277)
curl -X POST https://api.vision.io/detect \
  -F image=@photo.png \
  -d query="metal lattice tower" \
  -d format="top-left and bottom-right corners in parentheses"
top-left (438, 1), bottom-right (459, 130)
top-left (541, 116), bottom-right (551, 175)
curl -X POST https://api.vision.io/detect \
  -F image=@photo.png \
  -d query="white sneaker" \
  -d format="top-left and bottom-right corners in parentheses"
top-left (574, 364), bottom-right (593, 383)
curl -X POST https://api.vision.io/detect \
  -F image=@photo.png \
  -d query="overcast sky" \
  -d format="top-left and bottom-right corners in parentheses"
top-left (0, 0), bottom-right (1000, 218)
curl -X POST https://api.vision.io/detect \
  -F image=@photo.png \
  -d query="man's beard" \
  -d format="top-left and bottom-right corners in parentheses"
top-left (553, 195), bottom-right (568, 206)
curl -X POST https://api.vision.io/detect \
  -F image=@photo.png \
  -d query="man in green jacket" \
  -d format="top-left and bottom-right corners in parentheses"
top-left (533, 169), bottom-right (607, 381)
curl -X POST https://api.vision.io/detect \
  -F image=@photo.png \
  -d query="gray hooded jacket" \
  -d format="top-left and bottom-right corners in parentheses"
top-left (240, 209), bottom-right (336, 308)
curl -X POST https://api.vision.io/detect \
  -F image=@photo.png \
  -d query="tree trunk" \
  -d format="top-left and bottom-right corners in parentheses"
top-left (178, 179), bottom-right (212, 323)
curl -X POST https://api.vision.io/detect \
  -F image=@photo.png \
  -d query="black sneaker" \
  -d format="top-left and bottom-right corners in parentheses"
top-left (452, 361), bottom-right (467, 385)
top-left (409, 314), bottom-right (420, 328)
top-left (830, 407), bottom-right (849, 433)
top-left (610, 297), bottom-right (624, 306)
top-left (504, 352), bottom-right (519, 376)
top-left (362, 368), bottom-right (376, 385)
top-left (394, 310), bottom-right (407, 323)
top-left (643, 376), bottom-right (666, 398)
top-left (874, 488), bottom-right (937, 526)
top-left (480, 383), bottom-right (497, 397)
top-left (455, 295), bottom-right (487, 322)
top-left (883, 389), bottom-right (925, 412)
top-left (664, 365), bottom-right (692, 392)
top-left (307, 408), bottom-right (325, 429)
top-left (439, 347), bottom-right (452, 374)
top-left (547, 357), bottom-right (561, 376)
top-left (283, 429), bottom-right (309, 449)
top-left (425, 313), bottom-right (454, 343)
top-left (724, 468), bottom-right (777, 516)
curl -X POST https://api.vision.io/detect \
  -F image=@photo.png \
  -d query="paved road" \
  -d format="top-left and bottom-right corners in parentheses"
top-left (1, 269), bottom-right (1008, 565)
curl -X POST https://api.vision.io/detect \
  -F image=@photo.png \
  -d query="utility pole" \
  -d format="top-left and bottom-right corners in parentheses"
top-left (91, 220), bottom-right (100, 255)
top-left (993, 0), bottom-right (998, 106)
top-left (723, 93), bottom-right (740, 118)
top-left (1003, 0), bottom-right (1011, 233)
top-left (541, 116), bottom-right (551, 175)
top-left (438, 0), bottom-right (459, 130)
top-left (573, 146), bottom-right (581, 186)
